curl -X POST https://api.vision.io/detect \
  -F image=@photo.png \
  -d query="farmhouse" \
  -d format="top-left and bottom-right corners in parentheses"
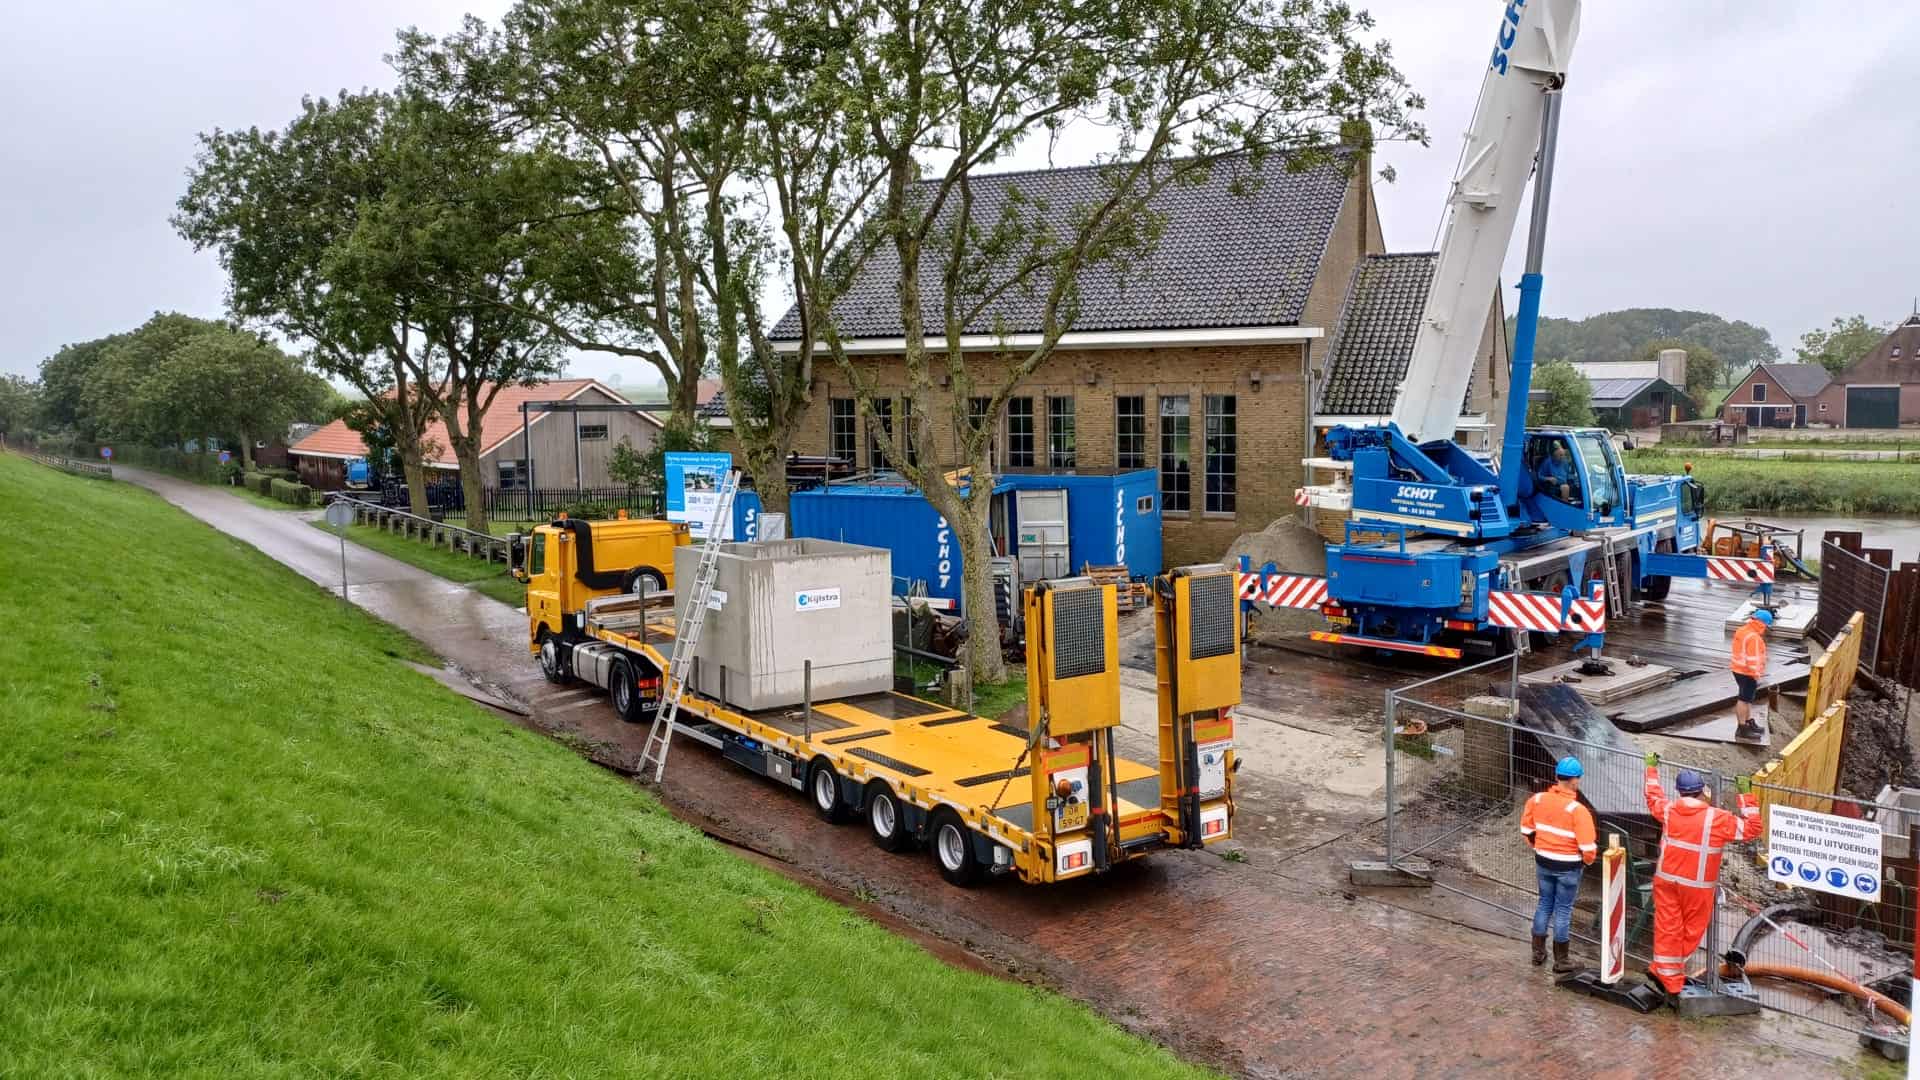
top-left (1811, 312), bottom-right (1920, 428)
top-left (773, 153), bottom-right (1507, 566)
top-left (1719, 363), bottom-right (1832, 429)
top-left (288, 379), bottom-right (662, 491)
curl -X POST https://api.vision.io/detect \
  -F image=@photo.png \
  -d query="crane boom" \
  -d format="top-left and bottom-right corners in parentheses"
top-left (1389, 0), bottom-right (1581, 445)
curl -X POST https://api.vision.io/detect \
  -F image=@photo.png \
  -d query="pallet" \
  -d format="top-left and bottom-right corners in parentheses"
top-left (1082, 564), bottom-right (1146, 612)
top-left (1520, 658), bottom-right (1677, 704)
top-left (1723, 598), bottom-right (1816, 640)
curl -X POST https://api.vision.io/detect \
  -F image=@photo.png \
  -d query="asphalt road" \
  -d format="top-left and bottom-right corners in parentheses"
top-left (118, 467), bottom-right (1839, 1078)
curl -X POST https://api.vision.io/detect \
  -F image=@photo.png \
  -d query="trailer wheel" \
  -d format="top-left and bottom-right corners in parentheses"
top-left (538, 632), bottom-right (569, 685)
top-left (929, 808), bottom-right (983, 887)
top-left (866, 783), bottom-right (912, 853)
top-left (609, 657), bottom-right (644, 723)
top-left (808, 759), bottom-right (851, 824)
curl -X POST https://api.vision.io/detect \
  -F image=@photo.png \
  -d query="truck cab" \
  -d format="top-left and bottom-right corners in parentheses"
top-left (511, 516), bottom-right (691, 654)
top-left (1521, 427), bottom-right (1628, 532)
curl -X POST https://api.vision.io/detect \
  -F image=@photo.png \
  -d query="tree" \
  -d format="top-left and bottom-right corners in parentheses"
top-left (804, 0), bottom-right (1420, 683)
top-left (1528, 361), bottom-right (1594, 427)
top-left (0, 375), bottom-right (39, 439)
top-left (1634, 338), bottom-right (1723, 410)
top-left (37, 334), bottom-right (128, 439)
top-left (1795, 314), bottom-right (1890, 375)
top-left (1517, 309), bottom-right (1778, 373)
top-left (606, 433), bottom-right (647, 495)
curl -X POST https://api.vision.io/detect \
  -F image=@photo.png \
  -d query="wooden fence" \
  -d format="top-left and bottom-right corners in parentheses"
top-left (1752, 701), bottom-right (1846, 828)
top-left (1805, 611), bottom-right (1865, 720)
top-left (25, 451), bottom-right (113, 480)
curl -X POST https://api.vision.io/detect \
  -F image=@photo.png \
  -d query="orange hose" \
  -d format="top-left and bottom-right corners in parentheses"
top-left (1722, 961), bottom-right (1912, 1026)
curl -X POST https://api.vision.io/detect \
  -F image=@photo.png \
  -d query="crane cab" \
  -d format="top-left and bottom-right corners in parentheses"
top-left (512, 516), bottom-right (691, 650)
top-left (1521, 427), bottom-right (1627, 531)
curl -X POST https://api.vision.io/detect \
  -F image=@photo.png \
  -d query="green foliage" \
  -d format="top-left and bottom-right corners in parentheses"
top-left (0, 373), bottom-right (39, 436)
top-left (1795, 314), bottom-right (1891, 375)
top-left (607, 433), bottom-right (648, 491)
top-left (1623, 452), bottom-right (1920, 514)
top-left (1515, 309), bottom-right (1778, 372)
top-left (0, 454), bottom-right (1201, 1078)
top-left (268, 477), bottom-right (312, 506)
top-left (1528, 361), bottom-right (1595, 427)
top-left (638, 415), bottom-right (717, 495)
top-left (36, 333), bottom-right (128, 437)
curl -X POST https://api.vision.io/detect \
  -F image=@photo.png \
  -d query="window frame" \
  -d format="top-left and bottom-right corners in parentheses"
top-left (1752, 382), bottom-right (1767, 403)
top-left (1006, 396), bottom-right (1035, 468)
top-left (867, 397), bottom-right (896, 471)
top-left (1159, 395), bottom-right (1191, 513)
top-left (1203, 393), bottom-right (1236, 516)
top-left (829, 397), bottom-right (857, 462)
top-left (1115, 395), bottom-right (1146, 470)
top-left (1046, 395), bottom-right (1076, 468)
top-left (577, 423), bottom-right (609, 441)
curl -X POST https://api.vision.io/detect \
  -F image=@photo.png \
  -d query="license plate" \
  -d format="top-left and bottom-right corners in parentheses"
top-left (1058, 801), bottom-right (1088, 830)
top-left (1328, 615), bottom-right (1352, 628)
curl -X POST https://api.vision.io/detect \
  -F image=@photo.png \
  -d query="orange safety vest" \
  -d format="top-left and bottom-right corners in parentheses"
top-left (1520, 785), bottom-right (1598, 865)
top-left (1730, 618), bottom-right (1768, 678)
top-left (1643, 767), bottom-right (1760, 889)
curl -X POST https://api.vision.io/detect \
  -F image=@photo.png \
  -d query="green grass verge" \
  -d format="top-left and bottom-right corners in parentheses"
top-left (969, 671), bottom-right (1029, 720)
top-left (312, 519), bottom-right (528, 607)
top-left (0, 452), bottom-right (1206, 1078)
top-left (1624, 451), bottom-right (1920, 515)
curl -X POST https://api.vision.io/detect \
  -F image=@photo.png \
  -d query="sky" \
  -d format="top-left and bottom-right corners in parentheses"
top-left (4, 0), bottom-right (1917, 386)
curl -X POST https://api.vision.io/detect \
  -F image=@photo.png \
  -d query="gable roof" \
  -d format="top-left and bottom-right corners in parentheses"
top-left (1833, 313), bottom-right (1920, 385)
top-left (771, 152), bottom-right (1352, 341)
top-left (289, 379), bottom-right (652, 465)
top-left (1315, 253), bottom-right (1437, 416)
top-left (1747, 363), bottom-right (1832, 400)
top-left (1587, 377), bottom-right (1657, 406)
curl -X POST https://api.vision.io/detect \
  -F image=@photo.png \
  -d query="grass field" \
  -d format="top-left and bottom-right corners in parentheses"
top-left (314, 519), bottom-right (527, 606)
top-left (0, 453), bottom-right (1204, 1079)
top-left (1625, 450), bottom-right (1920, 514)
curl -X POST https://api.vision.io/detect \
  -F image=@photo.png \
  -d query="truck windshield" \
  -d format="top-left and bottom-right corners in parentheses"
top-left (1574, 433), bottom-right (1619, 511)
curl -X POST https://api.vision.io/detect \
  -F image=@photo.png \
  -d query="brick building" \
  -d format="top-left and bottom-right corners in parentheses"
top-left (772, 153), bottom-right (1506, 567)
top-left (1811, 313), bottom-right (1920, 427)
top-left (1719, 363), bottom-right (1832, 429)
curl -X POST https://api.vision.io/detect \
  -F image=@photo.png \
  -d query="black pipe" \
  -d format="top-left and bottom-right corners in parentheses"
top-left (1723, 902), bottom-right (1822, 969)
top-left (552, 518), bottom-right (624, 590)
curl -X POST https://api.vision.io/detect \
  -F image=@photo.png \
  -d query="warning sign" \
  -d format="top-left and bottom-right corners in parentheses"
top-left (1766, 804), bottom-right (1882, 901)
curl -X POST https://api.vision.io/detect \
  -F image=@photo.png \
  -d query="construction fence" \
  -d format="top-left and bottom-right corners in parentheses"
top-left (1381, 655), bottom-right (1914, 1048)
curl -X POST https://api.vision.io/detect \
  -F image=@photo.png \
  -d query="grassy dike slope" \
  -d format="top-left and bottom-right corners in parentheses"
top-left (0, 454), bottom-right (1205, 1079)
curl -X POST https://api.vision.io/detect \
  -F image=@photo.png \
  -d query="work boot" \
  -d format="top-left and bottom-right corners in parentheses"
top-left (1552, 940), bottom-right (1577, 974)
top-left (1531, 935), bottom-right (1547, 966)
top-left (1734, 720), bottom-right (1764, 743)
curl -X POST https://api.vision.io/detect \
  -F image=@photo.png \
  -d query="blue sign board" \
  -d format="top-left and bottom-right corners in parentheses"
top-left (99, 446), bottom-right (113, 460)
top-left (665, 451), bottom-right (735, 539)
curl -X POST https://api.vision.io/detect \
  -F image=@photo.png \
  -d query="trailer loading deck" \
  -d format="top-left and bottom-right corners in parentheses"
top-left (519, 523), bottom-right (1240, 887)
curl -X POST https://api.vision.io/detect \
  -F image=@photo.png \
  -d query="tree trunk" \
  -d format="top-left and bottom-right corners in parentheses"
top-left (919, 455), bottom-right (1006, 685)
top-left (451, 430), bottom-right (487, 534)
top-left (238, 431), bottom-right (255, 471)
top-left (402, 453), bottom-right (429, 517)
top-left (675, 374), bottom-right (700, 425)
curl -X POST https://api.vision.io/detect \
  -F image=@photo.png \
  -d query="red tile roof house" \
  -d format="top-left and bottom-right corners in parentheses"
top-left (287, 379), bottom-right (663, 492)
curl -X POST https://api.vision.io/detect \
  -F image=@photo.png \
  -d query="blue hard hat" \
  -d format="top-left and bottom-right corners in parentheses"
top-left (1676, 769), bottom-right (1706, 795)
top-left (1754, 609), bottom-right (1775, 626)
top-left (1554, 756), bottom-right (1584, 779)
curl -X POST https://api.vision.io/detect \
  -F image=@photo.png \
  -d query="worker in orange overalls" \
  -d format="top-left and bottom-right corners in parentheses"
top-left (1521, 756), bottom-right (1598, 973)
top-left (1730, 608), bottom-right (1772, 742)
top-left (1642, 754), bottom-right (1759, 1000)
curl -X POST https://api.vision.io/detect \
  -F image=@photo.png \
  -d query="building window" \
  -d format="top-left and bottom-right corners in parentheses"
top-left (1115, 395), bottom-right (1146, 469)
top-left (1047, 396), bottom-right (1076, 468)
top-left (1160, 396), bottom-right (1190, 512)
top-left (1204, 394), bottom-right (1236, 515)
top-left (1007, 397), bottom-right (1035, 468)
top-left (967, 396), bottom-right (996, 465)
top-left (497, 459), bottom-right (525, 490)
top-left (578, 423), bottom-right (608, 441)
top-left (829, 398), bottom-right (856, 462)
top-left (1894, 346), bottom-right (1903, 359)
top-left (868, 398), bottom-right (895, 471)
top-left (1820, 402), bottom-right (1830, 412)
top-left (1752, 383), bottom-right (1767, 402)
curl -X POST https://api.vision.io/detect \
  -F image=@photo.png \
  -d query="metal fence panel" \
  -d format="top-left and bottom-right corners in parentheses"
top-left (1819, 541), bottom-right (1889, 670)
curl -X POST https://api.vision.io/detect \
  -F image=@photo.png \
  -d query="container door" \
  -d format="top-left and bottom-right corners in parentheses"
top-left (1015, 489), bottom-right (1070, 580)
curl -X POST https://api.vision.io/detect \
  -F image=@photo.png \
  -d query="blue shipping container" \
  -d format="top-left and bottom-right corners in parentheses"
top-left (789, 469), bottom-right (1161, 613)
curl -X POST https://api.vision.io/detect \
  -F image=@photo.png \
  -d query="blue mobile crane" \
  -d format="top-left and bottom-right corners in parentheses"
top-left (1272, 0), bottom-right (1772, 658)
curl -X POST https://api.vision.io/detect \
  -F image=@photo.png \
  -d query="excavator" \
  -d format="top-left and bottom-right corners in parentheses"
top-left (1276, 0), bottom-right (1774, 658)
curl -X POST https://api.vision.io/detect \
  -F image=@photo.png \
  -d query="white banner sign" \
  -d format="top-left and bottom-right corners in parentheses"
top-left (795, 588), bottom-right (841, 612)
top-left (1766, 804), bottom-right (1883, 901)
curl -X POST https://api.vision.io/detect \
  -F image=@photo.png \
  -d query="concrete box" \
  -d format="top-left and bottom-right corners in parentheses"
top-left (674, 538), bottom-right (893, 711)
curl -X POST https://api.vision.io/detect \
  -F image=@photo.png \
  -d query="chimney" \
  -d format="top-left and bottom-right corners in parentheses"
top-left (1657, 348), bottom-right (1687, 387)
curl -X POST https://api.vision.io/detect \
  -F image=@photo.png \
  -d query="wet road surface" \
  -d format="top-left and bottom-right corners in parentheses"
top-left (119, 468), bottom-right (1839, 1078)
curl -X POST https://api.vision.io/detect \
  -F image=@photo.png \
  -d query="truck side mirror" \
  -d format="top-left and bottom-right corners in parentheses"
top-left (508, 533), bottom-right (525, 574)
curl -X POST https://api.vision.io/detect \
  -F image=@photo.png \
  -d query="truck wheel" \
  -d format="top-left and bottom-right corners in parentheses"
top-left (866, 783), bottom-right (912, 853)
top-left (610, 657), bottom-right (644, 723)
top-left (808, 759), bottom-right (851, 824)
top-left (538, 632), bottom-right (569, 685)
top-left (929, 808), bottom-right (983, 887)
top-left (621, 566), bottom-right (667, 599)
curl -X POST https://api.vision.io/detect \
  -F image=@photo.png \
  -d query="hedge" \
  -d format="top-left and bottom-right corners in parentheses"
top-left (269, 478), bottom-right (313, 507)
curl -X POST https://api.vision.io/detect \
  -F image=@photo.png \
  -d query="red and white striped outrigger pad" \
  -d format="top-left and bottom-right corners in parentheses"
top-left (1706, 555), bottom-right (1774, 584)
top-left (1235, 573), bottom-right (1330, 611)
top-left (1293, 488), bottom-right (1312, 507)
top-left (1488, 582), bottom-right (1607, 634)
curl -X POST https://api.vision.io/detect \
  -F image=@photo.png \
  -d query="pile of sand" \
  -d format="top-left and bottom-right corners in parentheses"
top-left (1224, 517), bottom-right (1327, 576)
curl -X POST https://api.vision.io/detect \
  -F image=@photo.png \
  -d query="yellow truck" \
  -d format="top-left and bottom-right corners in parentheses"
top-left (512, 527), bottom-right (1239, 887)
top-left (509, 514), bottom-right (690, 683)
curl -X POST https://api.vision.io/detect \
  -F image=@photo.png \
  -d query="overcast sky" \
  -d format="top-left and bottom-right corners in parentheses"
top-left (5, 1), bottom-right (1917, 385)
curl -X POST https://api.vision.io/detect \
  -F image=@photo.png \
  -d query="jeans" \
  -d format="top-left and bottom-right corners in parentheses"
top-left (1532, 861), bottom-right (1584, 942)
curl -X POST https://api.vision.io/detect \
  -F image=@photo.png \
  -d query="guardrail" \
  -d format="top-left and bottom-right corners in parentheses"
top-left (25, 451), bottom-right (113, 480)
top-left (322, 493), bottom-right (509, 562)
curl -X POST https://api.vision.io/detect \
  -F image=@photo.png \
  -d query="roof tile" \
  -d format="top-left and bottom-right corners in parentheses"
top-left (1316, 253), bottom-right (1438, 416)
top-left (288, 379), bottom-right (642, 464)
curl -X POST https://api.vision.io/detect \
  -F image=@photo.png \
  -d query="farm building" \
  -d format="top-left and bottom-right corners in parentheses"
top-left (772, 152), bottom-right (1508, 567)
top-left (1588, 376), bottom-right (1696, 430)
top-left (1811, 313), bottom-right (1920, 428)
top-left (288, 379), bottom-right (662, 491)
top-left (1719, 363), bottom-right (1832, 429)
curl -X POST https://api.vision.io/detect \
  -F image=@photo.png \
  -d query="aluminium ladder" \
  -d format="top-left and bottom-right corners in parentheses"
top-left (639, 469), bottom-right (741, 783)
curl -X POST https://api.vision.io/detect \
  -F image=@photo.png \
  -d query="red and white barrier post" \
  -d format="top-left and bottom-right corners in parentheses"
top-left (1599, 835), bottom-right (1627, 985)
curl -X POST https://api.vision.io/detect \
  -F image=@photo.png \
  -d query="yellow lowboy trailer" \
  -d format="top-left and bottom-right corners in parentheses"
top-left (518, 531), bottom-right (1239, 887)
